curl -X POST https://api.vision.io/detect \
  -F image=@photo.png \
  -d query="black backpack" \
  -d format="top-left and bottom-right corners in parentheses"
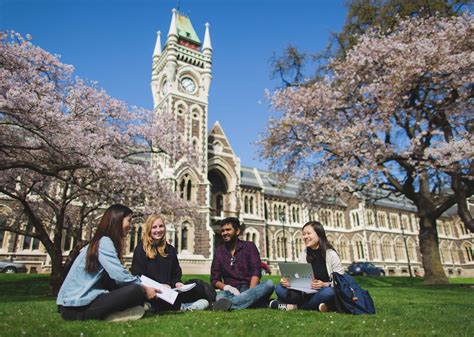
top-left (332, 272), bottom-right (375, 315)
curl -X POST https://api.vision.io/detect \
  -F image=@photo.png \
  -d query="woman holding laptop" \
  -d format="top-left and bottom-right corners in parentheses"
top-left (271, 221), bottom-right (344, 311)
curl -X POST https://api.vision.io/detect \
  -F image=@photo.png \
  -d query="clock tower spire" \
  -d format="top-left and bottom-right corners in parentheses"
top-left (151, 9), bottom-right (213, 258)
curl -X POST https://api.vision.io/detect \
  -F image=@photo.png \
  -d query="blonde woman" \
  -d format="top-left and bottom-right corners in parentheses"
top-left (131, 214), bottom-right (209, 312)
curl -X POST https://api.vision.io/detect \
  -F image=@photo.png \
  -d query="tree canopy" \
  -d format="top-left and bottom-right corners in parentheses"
top-left (261, 14), bottom-right (473, 283)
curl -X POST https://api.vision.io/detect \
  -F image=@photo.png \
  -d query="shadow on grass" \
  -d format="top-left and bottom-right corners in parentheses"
top-left (0, 274), bottom-right (52, 300)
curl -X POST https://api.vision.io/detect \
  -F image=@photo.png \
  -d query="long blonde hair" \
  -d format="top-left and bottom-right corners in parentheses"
top-left (142, 214), bottom-right (168, 259)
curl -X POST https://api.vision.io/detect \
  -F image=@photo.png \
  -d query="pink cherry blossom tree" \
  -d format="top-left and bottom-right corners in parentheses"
top-left (260, 15), bottom-right (473, 284)
top-left (0, 32), bottom-right (195, 293)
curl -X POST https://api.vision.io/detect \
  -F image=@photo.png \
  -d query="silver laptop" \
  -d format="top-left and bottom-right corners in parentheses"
top-left (278, 263), bottom-right (317, 293)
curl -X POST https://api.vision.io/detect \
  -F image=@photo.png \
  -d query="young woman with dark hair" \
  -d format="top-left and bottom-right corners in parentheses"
top-left (57, 204), bottom-right (159, 322)
top-left (131, 214), bottom-right (209, 312)
top-left (271, 221), bottom-right (344, 312)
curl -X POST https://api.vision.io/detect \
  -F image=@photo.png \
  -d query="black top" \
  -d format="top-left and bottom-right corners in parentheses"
top-left (131, 241), bottom-right (182, 287)
top-left (307, 247), bottom-right (330, 282)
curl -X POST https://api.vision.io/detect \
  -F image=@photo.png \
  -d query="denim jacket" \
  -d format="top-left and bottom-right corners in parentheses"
top-left (56, 236), bottom-right (140, 307)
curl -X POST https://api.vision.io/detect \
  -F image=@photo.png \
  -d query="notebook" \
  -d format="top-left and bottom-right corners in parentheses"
top-left (278, 263), bottom-right (318, 294)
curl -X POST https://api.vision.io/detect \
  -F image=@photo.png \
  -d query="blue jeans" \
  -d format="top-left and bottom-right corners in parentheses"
top-left (275, 284), bottom-right (335, 310)
top-left (216, 280), bottom-right (275, 310)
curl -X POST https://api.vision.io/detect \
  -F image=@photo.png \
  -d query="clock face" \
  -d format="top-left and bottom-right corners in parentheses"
top-left (180, 77), bottom-right (196, 93)
top-left (162, 80), bottom-right (168, 95)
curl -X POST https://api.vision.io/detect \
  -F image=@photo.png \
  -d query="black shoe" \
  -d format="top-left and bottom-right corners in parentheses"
top-left (212, 298), bottom-right (232, 311)
top-left (268, 300), bottom-right (297, 310)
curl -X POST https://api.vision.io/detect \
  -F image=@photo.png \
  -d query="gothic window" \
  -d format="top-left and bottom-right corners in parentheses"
top-left (390, 214), bottom-right (399, 229)
top-left (245, 229), bottom-right (258, 245)
top-left (367, 210), bottom-right (375, 227)
top-left (179, 174), bottom-right (194, 201)
top-left (273, 205), bottom-right (277, 221)
top-left (463, 244), bottom-right (473, 262)
top-left (339, 238), bottom-right (349, 261)
top-left (129, 226), bottom-right (136, 253)
top-left (321, 210), bottom-right (329, 225)
top-left (181, 226), bottom-right (188, 251)
top-left (335, 212), bottom-right (344, 228)
top-left (382, 237), bottom-right (393, 260)
top-left (249, 197), bottom-right (254, 214)
top-left (244, 196), bottom-right (249, 214)
top-left (351, 211), bottom-right (360, 227)
top-left (354, 238), bottom-right (365, 260)
top-left (401, 215), bottom-right (410, 231)
top-left (439, 241), bottom-right (449, 263)
top-left (264, 203), bottom-right (268, 220)
top-left (395, 238), bottom-right (406, 261)
top-left (275, 232), bottom-right (288, 260)
top-left (407, 239), bottom-right (417, 261)
top-left (22, 223), bottom-right (40, 251)
top-left (186, 180), bottom-right (192, 201)
top-left (377, 212), bottom-right (387, 228)
top-left (180, 180), bottom-right (186, 199)
top-left (216, 195), bottom-right (223, 212)
top-left (369, 236), bottom-right (381, 260)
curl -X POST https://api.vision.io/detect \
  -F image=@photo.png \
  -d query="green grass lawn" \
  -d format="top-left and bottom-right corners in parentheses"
top-left (0, 274), bottom-right (472, 337)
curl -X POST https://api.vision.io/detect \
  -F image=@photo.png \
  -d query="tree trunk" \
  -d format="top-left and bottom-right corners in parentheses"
top-left (418, 216), bottom-right (449, 284)
top-left (49, 249), bottom-right (65, 296)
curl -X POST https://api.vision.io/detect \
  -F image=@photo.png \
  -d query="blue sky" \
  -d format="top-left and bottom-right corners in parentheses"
top-left (1, 0), bottom-right (346, 169)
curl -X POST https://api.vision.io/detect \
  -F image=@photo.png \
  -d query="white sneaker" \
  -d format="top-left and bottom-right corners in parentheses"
top-left (318, 302), bottom-right (329, 312)
top-left (181, 299), bottom-right (209, 311)
top-left (104, 306), bottom-right (145, 322)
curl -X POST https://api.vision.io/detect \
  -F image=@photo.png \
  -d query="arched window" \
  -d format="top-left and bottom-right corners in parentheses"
top-left (216, 195), bottom-right (224, 212)
top-left (181, 226), bottom-right (188, 251)
top-left (179, 173), bottom-right (194, 201)
top-left (22, 223), bottom-right (40, 251)
top-left (407, 239), bottom-right (417, 262)
top-left (129, 226), bottom-right (136, 253)
top-left (249, 197), bottom-right (254, 214)
top-left (244, 196), bottom-right (249, 213)
top-left (377, 212), bottom-right (386, 228)
top-left (180, 180), bottom-right (186, 199)
top-left (395, 238), bottom-right (406, 261)
top-left (137, 226), bottom-right (142, 245)
top-left (354, 238), bottom-right (365, 260)
top-left (382, 237), bottom-right (393, 260)
top-left (186, 180), bottom-right (192, 201)
top-left (338, 238), bottom-right (350, 261)
top-left (367, 210), bottom-right (375, 227)
top-left (273, 205), bottom-right (278, 221)
top-left (264, 203), bottom-right (268, 220)
top-left (462, 243), bottom-right (473, 262)
top-left (369, 236), bottom-right (381, 260)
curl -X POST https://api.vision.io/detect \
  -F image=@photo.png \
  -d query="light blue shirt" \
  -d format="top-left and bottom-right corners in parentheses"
top-left (56, 236), bottom-right (140, 307)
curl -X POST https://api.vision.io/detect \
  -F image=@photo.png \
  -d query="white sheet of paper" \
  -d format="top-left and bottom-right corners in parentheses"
top-left (173, 283), bottom-right (196, 293)
top-left (140, 275), bottom-right (178, 305)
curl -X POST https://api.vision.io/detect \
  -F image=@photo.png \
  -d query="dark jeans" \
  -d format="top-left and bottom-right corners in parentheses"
top-left (60, 284), bottom-right (145, 321)
top-left (151, 283), bottom-right (207, 312)
top-left (275, 284), bottom-right (335, 310)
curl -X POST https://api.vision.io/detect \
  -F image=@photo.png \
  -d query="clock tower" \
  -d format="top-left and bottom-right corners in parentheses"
top-left (151, 9), bottom-right (213, 258)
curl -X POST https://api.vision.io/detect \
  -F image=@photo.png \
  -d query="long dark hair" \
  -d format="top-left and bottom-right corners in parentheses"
top-left (303, 221), bottom-right (336, 263)
top-left (86, 204), bottom-right (133, 273)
